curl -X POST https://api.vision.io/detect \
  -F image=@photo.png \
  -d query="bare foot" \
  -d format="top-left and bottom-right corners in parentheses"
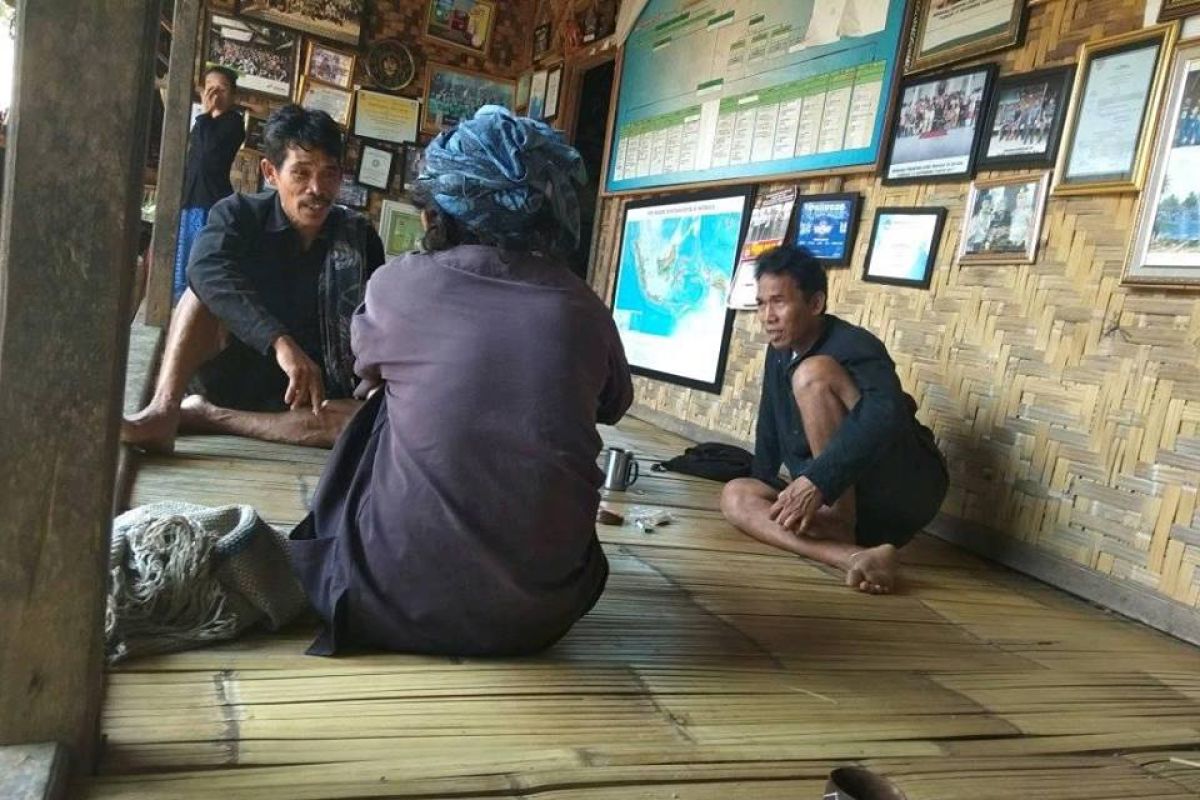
top-left (178, 394), bottom-right (221, 434)
top-left (845, 544), bottom-right (898, 595)
top-left (121, 402), bottom-right (180, 453)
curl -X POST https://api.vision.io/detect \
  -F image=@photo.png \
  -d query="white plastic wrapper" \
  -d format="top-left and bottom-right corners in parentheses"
top-left (627, 507), bottom-right (674, 533)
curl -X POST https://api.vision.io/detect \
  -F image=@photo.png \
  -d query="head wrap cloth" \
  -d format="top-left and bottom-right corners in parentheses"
top-left (417, 105), bottom-right (587, 248)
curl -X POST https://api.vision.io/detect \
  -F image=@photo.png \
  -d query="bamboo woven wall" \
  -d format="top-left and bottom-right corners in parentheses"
top-left (589, 0), bottom-right (1200, 612)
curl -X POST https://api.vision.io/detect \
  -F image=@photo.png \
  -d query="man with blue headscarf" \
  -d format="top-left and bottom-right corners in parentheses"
top-left (289, 107), bottom-right (633, 656)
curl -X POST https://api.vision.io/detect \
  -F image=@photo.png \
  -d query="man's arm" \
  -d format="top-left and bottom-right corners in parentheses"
top-left (597, 325), bottom-right (633, 425)
top-left (751, 348), bottom-right (783, 484)
top-left (800, 352), bottom-right (910, 504)
top-left (187, 196), bottom-right (287, 355)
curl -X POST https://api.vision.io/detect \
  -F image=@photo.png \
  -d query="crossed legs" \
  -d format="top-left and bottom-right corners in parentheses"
top-left (720, 355), bottom-right (900, 593)
top-left (121, 289), bottom-right (357, 451)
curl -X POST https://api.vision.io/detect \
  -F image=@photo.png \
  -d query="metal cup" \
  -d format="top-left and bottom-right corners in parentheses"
top-left (602, 448), bottom-right (640, 491)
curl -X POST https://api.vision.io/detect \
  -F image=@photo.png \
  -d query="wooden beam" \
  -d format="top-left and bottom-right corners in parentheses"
top-left (145, 0), bottom-right (203, 326)
top-left (0, 0), bottom-right (159, 771)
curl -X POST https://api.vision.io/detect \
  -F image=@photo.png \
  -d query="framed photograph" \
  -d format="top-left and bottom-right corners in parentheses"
top-left (528, 70), bottom-right (548, 120)
top-left (237, 0), bottom-right (364, 47)
top-left (907, 0), bottom-right (1027, 74)
top-left (243, 114), bottom-right (267, 151)
top-left (577, 0), bottom-right (617, 44)
top-left (1159, 0), bottom-right (1200, 22)
top-left (422, 63), bottom-right (516, 135)
top-left (978, 65), bottom-right (1075, 170)
top-left (883, 63), bottom-right (996, 184)
top-left (611, 186), bottom-right (754, 393)
top-left (862, 207), bottom-right (947, 289)
top-left (1055, 23), bottom-right (1179, 195)
top-left (304, 40), bottom-right (356, 90)
top-left (357, 145), bottom-right (394, 190)
top-left (204, 13), bottom-right (298, 99)
top-left (728, 186), bottom-right (798, 309)
top-left (544, 67), bottom-right (562, 119)
top-left (958, 173), bottom-right (1049, 264)
top-left (793, 193), bottom-right (862, 266)
top-left (401, 144), bottom-right (426, 191)
top-left (532, 23), bottom-right (552, 61)
top-left (365, 39), bottom-right (416, 91)
top-left (336, 174), bottom-right (368, 209)
top-left (298, 80), bottom-right (353, 126)
top-left (1124, 37), bottom-right (1200, 286)
top-left (354, 89), bottom-right (420, 145)
top-left (515, 72), bottom-right (532, 112)
top-left (380, 199), bottom-right (426, 257)
top-left (425, 0), bottom-right (495, 56)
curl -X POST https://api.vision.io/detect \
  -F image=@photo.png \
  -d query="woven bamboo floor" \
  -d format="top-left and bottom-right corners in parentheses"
top-left (89, 417), bottom-right (1200, 799)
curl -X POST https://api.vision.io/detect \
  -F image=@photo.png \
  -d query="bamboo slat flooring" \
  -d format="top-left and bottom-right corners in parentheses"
top-left (91, 417), bottom-right (1200, 799)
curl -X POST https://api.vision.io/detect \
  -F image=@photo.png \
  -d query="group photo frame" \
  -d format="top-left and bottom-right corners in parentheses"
top-left (906, 0), bottom-right (1027, 74)
top-left (862, 207), bottom-right (948, 289)
top-left (204, 13), bottom-right (298, 99)
top-left (1124, 36), bottom-right (1200, 286)
top-left (883, 63), bottom-right (997, 184)
top-left (1054, 22), bottom-right (1179, 195)
top-left (303, 40), bottom-right (357, 91)
top-left (977, 65), bottom-right (1075, 171)
top-left (422, 62), bottom-right (516, 135)
top-left (237, 0), bottom-right (365, 46)
top-left (958, 173), bottom-right (1050, 265)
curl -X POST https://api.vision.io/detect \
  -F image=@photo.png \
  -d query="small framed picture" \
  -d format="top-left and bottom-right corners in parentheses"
top-left (304, 40), bottom-right (357, 90)
top-left (977, 65), bottom-right (1075, 171)
top-left (544, 67), bottom-right (563, 119)
top-left (958, 173), bottom-right (1049, 265)
top-left (906, 0), bottom-right (1027, 74)
top-left (528, 70), bottom-right (548, 120)
top-left (883, 63), bottom-right (997, 184)
top-left (516, 72), bottom-right (532, 112)
top-left (336, 173), bottom-right (368, 209)
top-left (793, 193), bottom-right (862, 266)
top-left (243, 114), bottom-right (267, 151)
top-left (380, 199), bottom-right (426, 257)
top-left (862, 207), bottom-right (947, 289)
top-left (1054, 23), bottom-right (1179, 195)
top-left (532, 23), bottom-right (552, 61)
top-left (425, 0), bottom-right (495, 56)
top-left (298, 80), bottom-right (354, 126)
top-left (357, 144), bottom-right (394, 190)
top-left (400, 143), bottom-right (426, 191)
top-left (1123, 36), bottom-right (1200, 286)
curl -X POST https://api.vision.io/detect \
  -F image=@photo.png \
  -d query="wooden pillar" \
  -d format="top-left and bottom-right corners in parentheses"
top-left (0, 0), bottom-right (159, 773)
top-left (145, 0), bottom-right (204, 326)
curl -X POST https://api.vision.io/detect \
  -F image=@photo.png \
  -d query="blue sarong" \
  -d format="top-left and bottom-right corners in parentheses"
top-left (173, 206), bottom-right (208, 303)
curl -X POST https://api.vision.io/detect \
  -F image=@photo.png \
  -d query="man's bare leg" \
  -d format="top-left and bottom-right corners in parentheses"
top-left (179, 395), bottom-right (360, 448)
top-left (721, 478), bottom-right (897, 593)
top-left (122, 289), bottom-right (226, 452)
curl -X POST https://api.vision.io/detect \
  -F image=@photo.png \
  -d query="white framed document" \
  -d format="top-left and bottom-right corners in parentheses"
top-left (353, 89), bottom-right (420, 144)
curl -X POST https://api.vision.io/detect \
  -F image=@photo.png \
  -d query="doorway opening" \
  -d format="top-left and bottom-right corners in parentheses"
top-left (568, 58), bottom-right (615, 281)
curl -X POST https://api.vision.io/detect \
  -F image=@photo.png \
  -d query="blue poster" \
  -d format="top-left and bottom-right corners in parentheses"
top-left (607, 0), bottom-right (907, 193)
top-left (795, 198), bottom-right (853, 260)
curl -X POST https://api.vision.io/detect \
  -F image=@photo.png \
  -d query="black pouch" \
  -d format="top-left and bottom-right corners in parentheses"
top-left (651, 442), bottom-right (754, 482)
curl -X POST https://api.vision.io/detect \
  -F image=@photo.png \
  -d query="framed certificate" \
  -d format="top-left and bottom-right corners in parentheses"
top-left (357, 145), bottom-right (394, 190)
top-left (906, 0), bottom-right (1026, 74)
top-left (1124, 37), bottom-right (1200, 286)
top-left (1055, 23), bottom-right (1179, 195)
top-left (544, 67), bottom-right (563, 120)
top-left (353, 89), bottom-right (420, 144)
top-left (298, 80), bottom-right (353, 126)
top-left (862, 207), bottom-right (947, 289)
top-left (380, 200), bottom-right (425, 257)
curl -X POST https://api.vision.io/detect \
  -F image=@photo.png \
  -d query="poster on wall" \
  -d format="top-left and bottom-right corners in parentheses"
top-left (605, 0), bottom-right (908, 193)
top-left (728, 186), bottom-right (797, 309)
top-left (793, 192), bottom-right (861, 265)
top-left (611, 187), bottom-right (753, 392)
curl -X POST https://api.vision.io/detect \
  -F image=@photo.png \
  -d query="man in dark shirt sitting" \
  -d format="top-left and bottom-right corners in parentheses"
top-left (721, 245), bottom-right (948, 594)
top-left (123, 106), bottom-right (385, 451)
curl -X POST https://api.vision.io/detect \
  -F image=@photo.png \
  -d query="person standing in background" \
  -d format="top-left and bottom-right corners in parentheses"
top-left (174, 66), bottom-right (245, 302)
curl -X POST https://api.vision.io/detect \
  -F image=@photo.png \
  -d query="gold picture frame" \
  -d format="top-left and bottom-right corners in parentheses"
top-left (1054, 23), bottom-right (1179, 196)
top-left (424, 0), bottom-right (495, 56)
top-left (1158, 0), bottom-right (1200, 22)
top-left (297, 78), bottom-right (354, 127)
top-left (906, 0), bottom-right (1026, 74)
top-left (303, 40), bottom-right (357, 91)
top-left (1122, 37), bottom-right (1200, 287)
top-left (958, 173), bottom-right (1050, 265)
top-left (421, 62), bottom-right (516, 135)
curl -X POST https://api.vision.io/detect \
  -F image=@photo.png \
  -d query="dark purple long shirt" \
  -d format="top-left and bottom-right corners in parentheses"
top-left (290, 245), bottom-right (633, 655)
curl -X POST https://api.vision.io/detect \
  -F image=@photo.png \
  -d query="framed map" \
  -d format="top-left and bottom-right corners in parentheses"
top-left (605, 0), bottom-right (908, 193)
top-left (610, 186), bottom-right (754, 393)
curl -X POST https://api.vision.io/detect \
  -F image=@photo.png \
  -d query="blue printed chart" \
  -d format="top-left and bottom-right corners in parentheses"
top-left (606, 0), bottom-right (907, 192)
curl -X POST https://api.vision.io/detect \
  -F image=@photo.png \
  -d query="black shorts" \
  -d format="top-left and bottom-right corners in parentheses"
top-left (852, 428), bottom-right (949, 548)
top-left (192, 338), bottom-right (344, 412)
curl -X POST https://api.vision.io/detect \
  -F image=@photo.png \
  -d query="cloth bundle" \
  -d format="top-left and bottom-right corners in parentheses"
top-left (106, 501), bottom-right (308, 664)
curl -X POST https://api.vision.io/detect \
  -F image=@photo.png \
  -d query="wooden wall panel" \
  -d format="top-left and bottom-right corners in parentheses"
top-left (589, 0), bottom-right (1200, 615)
